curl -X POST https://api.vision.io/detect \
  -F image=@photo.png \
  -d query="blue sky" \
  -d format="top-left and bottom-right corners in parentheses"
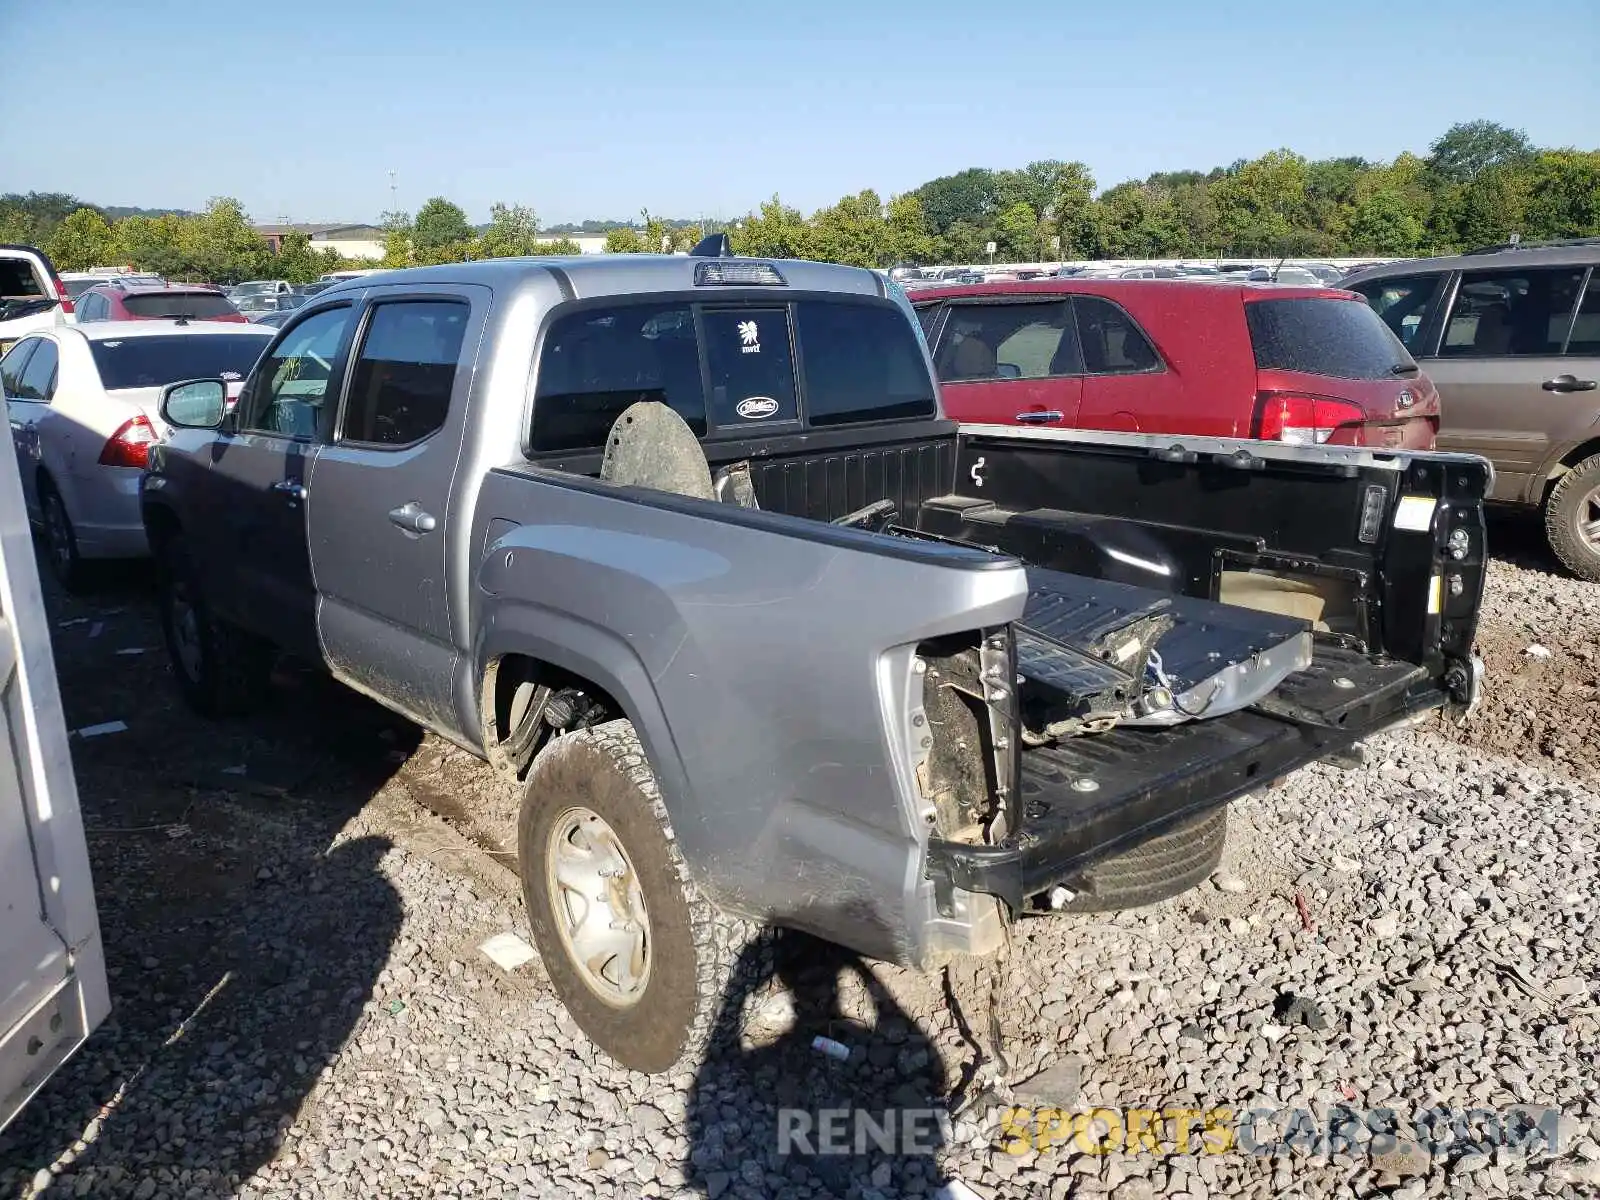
top-left (3, 0), bottom-right (1595, 226)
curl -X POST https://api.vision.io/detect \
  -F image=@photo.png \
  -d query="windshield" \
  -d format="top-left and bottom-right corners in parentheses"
top-left (121, 293), bottom-right (240, 319)
top-left (233, 282), bottom-right (278, 296)
top-left (89, 334), bottom-right (270, 390)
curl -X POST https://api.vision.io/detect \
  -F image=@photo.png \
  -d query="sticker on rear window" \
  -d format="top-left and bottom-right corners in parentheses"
top-left (737, 320), bottom-right (761, 354)
top-left (735, 396), bottom-right (779, 419)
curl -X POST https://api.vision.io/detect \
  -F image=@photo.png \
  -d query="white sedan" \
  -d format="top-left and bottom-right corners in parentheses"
top-left (2, 321), bottom-right (273, 589)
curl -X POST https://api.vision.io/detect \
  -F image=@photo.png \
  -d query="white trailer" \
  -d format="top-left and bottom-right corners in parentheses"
top-left (0, 399), bottom-right (109, 1131)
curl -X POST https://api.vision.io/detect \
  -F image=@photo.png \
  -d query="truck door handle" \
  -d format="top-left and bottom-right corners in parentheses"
top-left (270, 480), bottom-right (307, 501)
top-left (1543, 375), bottom-right (1597, 393)
top-left (388, 502), bottom-right (437, 534)
top-left (1015, 410), bottom-right (1065, 424)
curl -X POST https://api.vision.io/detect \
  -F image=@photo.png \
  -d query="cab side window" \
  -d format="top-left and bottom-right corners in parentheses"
top-left (1073, 295), bottom-right (1162, 374)
top-left (0, 338), bottom-right (39, 397)
top-left (1440, 269), bottom-right (1585, 357)
top-left (239, 306), bottom-right (353, 440)
top-left (1348, 274), bottom-right (1441, 351)
top-left (933, 302), bottom-right (1077, 382)
top-left (13, 339), bottom-right (59, 402)
top-left (340, 301), bottom-right (468, 446)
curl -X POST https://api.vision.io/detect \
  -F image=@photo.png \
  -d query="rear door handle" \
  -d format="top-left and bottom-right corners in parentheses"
top-left (1543, 375), bottom-right (1598, 393)
top-left (1015, 410), bottom-right (1065, 424)
top-left (270, 479), bottom-right (307, 501)
top-left (388, 502), bottom-right (437, 534)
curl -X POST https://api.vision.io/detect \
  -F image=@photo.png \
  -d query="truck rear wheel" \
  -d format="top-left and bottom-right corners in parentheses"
top-left (517, 719), bottom-right (761, 1073)
top-left (1056, 807), bottom-right (1227, 912)
top-left (1544, 454), bottom-right (1600, 583)
top-left (158, 534), bottom-right (274, 716)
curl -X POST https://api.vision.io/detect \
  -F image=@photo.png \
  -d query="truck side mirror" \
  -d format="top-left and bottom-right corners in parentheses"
top-left (161, 379), bottom-right (227, 429)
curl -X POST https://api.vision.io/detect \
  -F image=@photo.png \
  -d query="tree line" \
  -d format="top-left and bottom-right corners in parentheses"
top-left (4, 120), bottom-right (1595, 280)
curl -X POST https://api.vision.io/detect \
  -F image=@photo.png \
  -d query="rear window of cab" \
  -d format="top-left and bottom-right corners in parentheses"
top-left (530, 298), bottom-right (936, 454)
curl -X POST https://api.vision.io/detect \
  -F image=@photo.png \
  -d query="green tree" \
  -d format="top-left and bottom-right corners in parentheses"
top-left (1051, 162), bottom-right (1098, 258)
top-left (1519, 150), bottom-right (1600, 240)
top-left (884, 193), bottom-right (936, 265)
top-left (1210, 150), bottom-right (1311, 254)
top-left (1344, 190), bottom-right (1425, 256)
top-left (993, 200), bottom-right (1038, 262)
top-left (669, 225), bottom-right (704, 253)
top-left (604, 226), bottom-right (645, 253)
top-left (412, 197), bottom-right (474, 253)
top-left (532, 236), bottom-right (584, 256)
top-left (1428, 120), bottom-right (1533, 184)
top-left (273, 232), bottom-right (328, 284)
top-left (914, 169), bottom-right (998, 236)
top-left (379, 210), bottom-right (414, 268)
top-left (186, 197), bottom-right (270, 283)
top-left (730, 196), bottom-right (811, 259)
top-left (479, 203), bottom-right (542, 257)
top-left (46, 208), bottom-right (119, 270)
top-left (1430, 166), bottom-right (1527, 251)
top-left (809, 190), bottom-right (890, 267)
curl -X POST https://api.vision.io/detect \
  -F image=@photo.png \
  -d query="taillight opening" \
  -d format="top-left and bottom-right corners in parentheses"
top-left (1253, 391), bottom-right (1367, 445)
top-left (53, 276), bottom-right (75, 316)
top-left (99, 415), bottom-right (158, 468)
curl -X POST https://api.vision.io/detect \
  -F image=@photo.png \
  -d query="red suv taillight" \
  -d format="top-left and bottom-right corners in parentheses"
top-left (98, 415), bottom-right (158, 468)
top-left (1254, 391), bottom-right (1366, 445)
top-left (53, 276), bottom-right (74, 316)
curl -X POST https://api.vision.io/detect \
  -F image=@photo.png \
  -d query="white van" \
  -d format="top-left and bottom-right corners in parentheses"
top-left (0, 385), bottom-right (109, 1131)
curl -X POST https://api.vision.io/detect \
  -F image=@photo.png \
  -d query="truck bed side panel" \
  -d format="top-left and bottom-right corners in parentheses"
top-left (470, 466), bottom-right (1028, 963)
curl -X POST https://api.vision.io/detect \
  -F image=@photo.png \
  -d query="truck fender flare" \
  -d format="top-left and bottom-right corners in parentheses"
top-left (472, 603), bottom-right (703, 875)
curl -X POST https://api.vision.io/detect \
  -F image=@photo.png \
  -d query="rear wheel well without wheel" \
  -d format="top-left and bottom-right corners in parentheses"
top-left (481, 654), bottom-right (622, 780)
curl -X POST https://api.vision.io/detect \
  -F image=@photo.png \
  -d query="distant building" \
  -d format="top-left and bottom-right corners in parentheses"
top-left (254, 223), bottom-right (386, 261)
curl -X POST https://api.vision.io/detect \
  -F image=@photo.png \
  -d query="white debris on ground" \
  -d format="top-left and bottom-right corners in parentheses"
top-left (0, 553), bottom-right (1596, 1200)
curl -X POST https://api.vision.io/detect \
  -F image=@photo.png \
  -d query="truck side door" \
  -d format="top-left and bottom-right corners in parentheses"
top-left (306, 287), bottom-right (484, 735)
top-left (928, 298), bottom-right (1083, 427)
top-left (200, 303), bottom-right (357, 661)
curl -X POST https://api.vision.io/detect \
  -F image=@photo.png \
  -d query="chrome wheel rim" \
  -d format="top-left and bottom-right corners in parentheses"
top-left (1578, 485), bottom-right (1600, 554)
top-left (545, 807), bottom-right (651, 1006)
top-left (44, 498), bottom-right (73, 576)
top-left (169, 590), bottom-right (204, 682)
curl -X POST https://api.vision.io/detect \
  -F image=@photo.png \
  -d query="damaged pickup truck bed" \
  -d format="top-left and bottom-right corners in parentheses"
top-left (140, 251), bottom-right (1489, 1072)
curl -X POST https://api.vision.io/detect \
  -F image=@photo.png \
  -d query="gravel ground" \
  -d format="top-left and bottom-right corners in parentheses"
top-left (2, 524), bottom-right (1597, 1200)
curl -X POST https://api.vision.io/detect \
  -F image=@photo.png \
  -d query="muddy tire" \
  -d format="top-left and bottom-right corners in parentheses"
top-left (158, 534), bottom-right (274, 716)
top-left (1057, 807), bottom-right (1228, 913)
top-left (38, 483), bottom-right (88, 593)
top-left (1544, 454), bottom-right (1600, 584)
top-left (518, 719), bottom-right (764, 1074)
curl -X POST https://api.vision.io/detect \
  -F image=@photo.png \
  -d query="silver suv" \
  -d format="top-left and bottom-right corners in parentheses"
top-left (1343, 240), bottom-right (1600, 580)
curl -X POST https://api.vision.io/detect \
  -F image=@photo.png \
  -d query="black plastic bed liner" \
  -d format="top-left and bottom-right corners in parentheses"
top-left (927, 642), bottom-right (1437, 909)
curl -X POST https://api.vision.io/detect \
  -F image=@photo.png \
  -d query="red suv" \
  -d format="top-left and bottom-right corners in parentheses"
top-left (912, 279), bottom-right (1439, 449)
top-left (76, 284), bottom-right (248, 324)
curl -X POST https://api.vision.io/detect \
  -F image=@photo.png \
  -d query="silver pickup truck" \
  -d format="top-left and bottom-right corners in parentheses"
top-left (141, 250), bottom-right (1489, 1072)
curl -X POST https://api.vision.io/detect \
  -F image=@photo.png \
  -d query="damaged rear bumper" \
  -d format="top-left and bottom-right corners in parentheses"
top-left (926, 644), bottom-right (1457, 911)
